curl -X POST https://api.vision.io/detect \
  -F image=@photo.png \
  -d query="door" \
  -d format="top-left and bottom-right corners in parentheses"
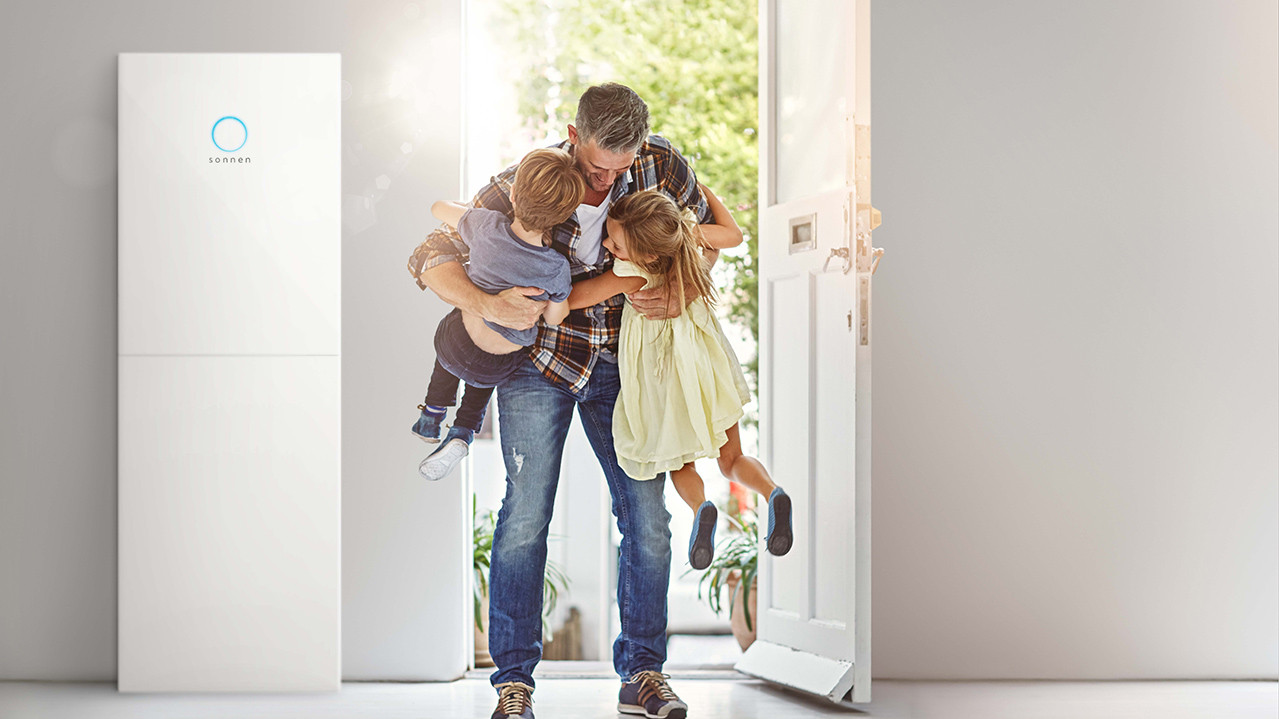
top-left (735, 0), bottom-right (882, 704)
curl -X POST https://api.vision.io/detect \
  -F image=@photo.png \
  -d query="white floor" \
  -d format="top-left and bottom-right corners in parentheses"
top-left (1, 676), bottom-right (1274, 719)
top-left (665, 634), bottom-right (747, 667)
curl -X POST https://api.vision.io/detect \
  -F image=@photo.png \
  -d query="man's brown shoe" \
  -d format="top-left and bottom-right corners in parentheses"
top-left (491, 681), bottom-right (534, 719)
top-left (618, 670), bottom-right (688, 719)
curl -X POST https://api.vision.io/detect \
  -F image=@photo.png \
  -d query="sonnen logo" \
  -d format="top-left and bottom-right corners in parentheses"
top-left (210, 116), bottom-right (251, 164)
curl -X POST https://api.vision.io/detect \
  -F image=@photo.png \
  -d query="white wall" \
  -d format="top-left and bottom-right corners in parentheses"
top-left (0, 0), bottom-right (468, 682)
top-left (872, 0), bottom-right (1278, 679)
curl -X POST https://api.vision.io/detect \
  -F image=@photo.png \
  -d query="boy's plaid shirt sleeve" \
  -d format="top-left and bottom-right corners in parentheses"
top-left (406, 168), bottom-right (517, 289)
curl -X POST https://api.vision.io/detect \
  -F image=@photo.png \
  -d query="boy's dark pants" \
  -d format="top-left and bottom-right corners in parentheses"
top-left (423, 308), bottom-right (522, 432)
top-left (424, 361), bottom-right (494, 432)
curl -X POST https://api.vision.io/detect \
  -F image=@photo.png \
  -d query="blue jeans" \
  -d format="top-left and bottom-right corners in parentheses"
top-left (488, 356), bottom-right (672, 687)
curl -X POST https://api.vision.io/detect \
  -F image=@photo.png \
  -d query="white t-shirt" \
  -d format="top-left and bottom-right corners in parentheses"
top-left (574, 196), bottom-right (612, 266)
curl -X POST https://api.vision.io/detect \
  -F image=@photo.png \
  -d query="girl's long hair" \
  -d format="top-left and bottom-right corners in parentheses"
top-left (607, 190), bottom-right (716, 309)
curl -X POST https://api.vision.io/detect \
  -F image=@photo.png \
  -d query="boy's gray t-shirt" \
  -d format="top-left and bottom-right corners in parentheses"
top-left (458, 207), bottom-right (573, 347)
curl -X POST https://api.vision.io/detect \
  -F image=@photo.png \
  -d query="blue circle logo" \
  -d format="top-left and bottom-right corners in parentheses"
top-left (211, 116), bottom-right (248, 153)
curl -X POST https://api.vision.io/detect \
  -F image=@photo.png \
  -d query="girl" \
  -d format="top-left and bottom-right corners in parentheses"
top-left (568, 187), bottom-right (792, 570)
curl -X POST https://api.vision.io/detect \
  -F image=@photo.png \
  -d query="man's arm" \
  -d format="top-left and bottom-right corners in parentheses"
top-left (422, 262), bottom-right (547, 330)
top-left (661, 140), bottom-right (712, 224)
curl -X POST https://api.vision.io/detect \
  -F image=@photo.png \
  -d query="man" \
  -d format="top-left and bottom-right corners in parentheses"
top-left (408, 83), bottom-right (713, 719)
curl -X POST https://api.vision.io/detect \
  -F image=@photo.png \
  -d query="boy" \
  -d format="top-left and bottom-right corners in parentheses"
top-left (413, 148), bottom-right (585, 480)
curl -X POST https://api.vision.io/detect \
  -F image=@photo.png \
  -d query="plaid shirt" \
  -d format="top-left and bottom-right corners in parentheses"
top-left (408, 135), bottom-right (710, 394)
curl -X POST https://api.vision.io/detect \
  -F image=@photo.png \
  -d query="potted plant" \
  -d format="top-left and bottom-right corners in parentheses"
top-left (473, 496), bottom-right (570, 667)
top-left (690, 502), bottom-right (760, 651)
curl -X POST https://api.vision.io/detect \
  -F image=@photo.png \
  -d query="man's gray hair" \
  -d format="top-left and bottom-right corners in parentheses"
top-left (575, 83), bottom-right (650, 154)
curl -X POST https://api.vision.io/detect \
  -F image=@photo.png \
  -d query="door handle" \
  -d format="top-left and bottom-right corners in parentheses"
top-left (823, 246), bottom-right (852, 274)
top-left (820, 199), bottom-right (855, 275)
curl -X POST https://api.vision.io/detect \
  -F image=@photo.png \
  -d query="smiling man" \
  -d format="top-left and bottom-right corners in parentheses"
top-left (408, 83), bottom-right (710, 719)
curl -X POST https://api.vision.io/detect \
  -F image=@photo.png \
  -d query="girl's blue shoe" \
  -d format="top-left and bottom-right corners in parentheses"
top-left (689, 501), bottom-right (718, 570)
top-left (765, 487), bottom-right (793, 556)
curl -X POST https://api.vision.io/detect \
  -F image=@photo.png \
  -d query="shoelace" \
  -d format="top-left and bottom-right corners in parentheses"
top-left (495, 681), bottom-right (534, 715)
top-left (629, 670), bottom-right (680, 702)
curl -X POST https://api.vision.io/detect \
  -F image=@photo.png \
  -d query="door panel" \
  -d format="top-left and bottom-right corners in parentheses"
top-left (766, 272), bottom-right (812, 617)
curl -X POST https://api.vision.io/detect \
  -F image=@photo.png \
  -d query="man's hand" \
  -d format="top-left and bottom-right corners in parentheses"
top-left (628, 284), bottom-right (690, 320)
top-left (481, 286), bottom-right (549, 330)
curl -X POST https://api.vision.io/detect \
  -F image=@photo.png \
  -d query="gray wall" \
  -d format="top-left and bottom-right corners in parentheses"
top-left (0, 0), bottom-right (1275, 684)
top-left (0, 0), bottom-right (468, 681)
top-left (872, 0), bottom-right (1278, 679)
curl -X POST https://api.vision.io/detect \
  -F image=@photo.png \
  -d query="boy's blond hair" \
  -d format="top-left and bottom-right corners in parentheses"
top-left (511, 148), bottom-right (587, 234)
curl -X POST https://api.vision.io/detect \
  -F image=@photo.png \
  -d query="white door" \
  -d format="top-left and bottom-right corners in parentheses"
top-left (735, 0), bottom-right (881, 705)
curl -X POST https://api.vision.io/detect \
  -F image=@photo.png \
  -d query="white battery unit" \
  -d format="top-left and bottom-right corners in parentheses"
top-left (117, 53), bottom-right (341, 692)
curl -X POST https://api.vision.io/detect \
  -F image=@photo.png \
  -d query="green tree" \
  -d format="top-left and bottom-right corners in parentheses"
top-left (492, 0), bottom-right (760, 403)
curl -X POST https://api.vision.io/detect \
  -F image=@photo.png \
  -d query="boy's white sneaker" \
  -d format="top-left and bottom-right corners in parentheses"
top-left (418, 437), bottom-right (469, 481)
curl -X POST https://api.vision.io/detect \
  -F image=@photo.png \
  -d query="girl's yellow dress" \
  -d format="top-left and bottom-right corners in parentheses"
top-left (611, 260), bottom-right (752, 480)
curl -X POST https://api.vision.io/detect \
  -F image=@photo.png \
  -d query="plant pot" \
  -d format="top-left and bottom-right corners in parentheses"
top-left (475, 592), bottom-right (495, 668)
top-left (725, 571), bottom-right (758, 652)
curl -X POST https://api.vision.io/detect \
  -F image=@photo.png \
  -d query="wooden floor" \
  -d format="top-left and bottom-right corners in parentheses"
top-left (1, 675), bottom-right (1274, 718)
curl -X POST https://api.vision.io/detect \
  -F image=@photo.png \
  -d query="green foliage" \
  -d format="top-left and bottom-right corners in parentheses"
top-left (473, 495), bottom-right (570, 634)
top-left (684, 503), bottom-right (759, 631)
top-left (491, 0), bottom-right (760, 401)
top-left (473, 496), bottom-right (494, 629)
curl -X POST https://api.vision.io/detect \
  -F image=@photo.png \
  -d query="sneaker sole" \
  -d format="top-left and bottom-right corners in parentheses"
top-left (617, 703), bottom-right (687, 719)
top-left (767, 492), bottom-right (793, 556)
top-left (689, 503), bottom-right (717, 570)
top-left (418, 439), bottom-right (469, 481)
top-left (411, 430), bottom-right (441, 444)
